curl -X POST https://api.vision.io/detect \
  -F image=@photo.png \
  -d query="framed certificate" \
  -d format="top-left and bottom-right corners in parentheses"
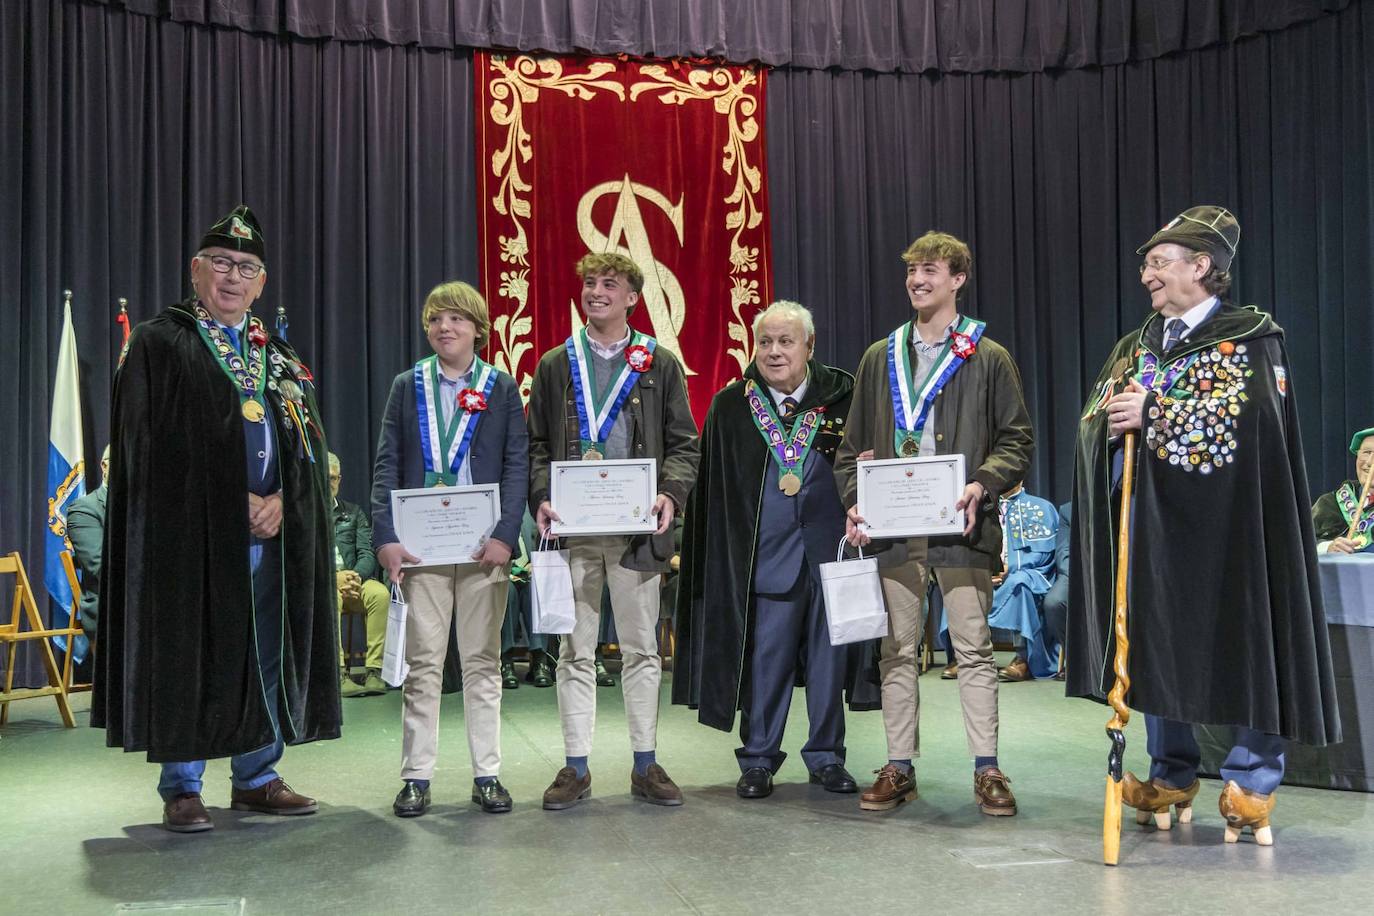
top-left (857, 455), bottom-right (967, 539)
top-left (390, 483), bottom-right (501, 566)
top-left (549, 458), bottom-right (658, 537)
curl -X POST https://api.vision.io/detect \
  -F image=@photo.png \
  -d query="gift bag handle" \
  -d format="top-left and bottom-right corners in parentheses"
top-left (538, 533), bottom-right (560, 552)
top-left (835, 535), bottom-right (867, 562)
top-left (390, 582), bottom-right (405, 604)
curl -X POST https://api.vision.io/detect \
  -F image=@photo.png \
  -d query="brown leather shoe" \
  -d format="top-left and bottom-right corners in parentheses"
top-left (542, 767), bottom-right (592, 810)
top-left (940, 662), bottom-right (958, 680)
top-left (230, 778), bottom-right (318, 815)
top-left (630, 763), bottom-right (684, 806)
top-left (162, 793), bottom-right (214, 833)
top-left (859, 764), bottom-right (917, 811)
top-left (1219, 780), bottom-right (1276, 846)
top-left (998, 657), bottom-right (1031, 682)
top-left (1121, 773), bottom-right (1199, 829)
top-left (973, 767), bottom-right (1017, 816)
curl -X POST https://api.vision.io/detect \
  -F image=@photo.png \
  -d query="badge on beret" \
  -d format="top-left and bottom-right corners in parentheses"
top-left (231, 216), bottom-right (254, 240)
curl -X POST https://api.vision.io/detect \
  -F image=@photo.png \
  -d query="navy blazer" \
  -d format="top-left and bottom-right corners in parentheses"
top-left (371, 365), bottom-right (529, 551)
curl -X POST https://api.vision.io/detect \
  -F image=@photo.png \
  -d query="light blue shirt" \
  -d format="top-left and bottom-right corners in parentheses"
top-left (216, 316), bottom-right (274, 481)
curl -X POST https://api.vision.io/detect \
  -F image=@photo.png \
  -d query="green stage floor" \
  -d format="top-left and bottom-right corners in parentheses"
top-left (1, 663), bottom-right (1370, 915)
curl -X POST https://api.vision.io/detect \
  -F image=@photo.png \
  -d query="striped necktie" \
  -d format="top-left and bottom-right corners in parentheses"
top-left (1163, 318), bottom-right (1187, 353)
top-left (779, 397), bottom-right (799, 420)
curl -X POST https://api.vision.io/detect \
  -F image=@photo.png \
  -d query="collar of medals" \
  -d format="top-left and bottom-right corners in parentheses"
top-left (745, 380), bottom-right (822, 496)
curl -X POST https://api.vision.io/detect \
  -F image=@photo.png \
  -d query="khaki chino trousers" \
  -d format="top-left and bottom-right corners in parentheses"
top-left (878, 539), bottom-right (998, 760)
top-left (559, 536), bottom-right (663, 756)
top-left (400, 563), bottom-right (509, 780)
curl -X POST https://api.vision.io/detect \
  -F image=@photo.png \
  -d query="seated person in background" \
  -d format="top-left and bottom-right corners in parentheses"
top-left (501, 510), bottom-right (558, 689)
top-left (984, 482), bottom-right (1060, 682)
top-left (1313, 427), bottom-right (1374, 554)
top-left (67, 444), bottom-right (111, 646)
top-left (1038, 502), bottom-right (1072, 680)
top-left (330, 452), bottom-right (391, 698)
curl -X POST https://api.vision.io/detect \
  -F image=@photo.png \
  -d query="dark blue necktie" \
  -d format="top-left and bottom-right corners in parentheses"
top-left (1163, 318), bottom-right (1187, 353)
top-left (779, 397), bottom-right (799, 420)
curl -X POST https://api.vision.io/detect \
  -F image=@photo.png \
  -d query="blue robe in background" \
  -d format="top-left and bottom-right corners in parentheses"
top-left (986, 490), bottom-right (1060, 677)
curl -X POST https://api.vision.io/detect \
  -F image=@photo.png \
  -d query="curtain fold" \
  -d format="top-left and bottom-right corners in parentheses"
top-left (83, 0), bottom-right (1352, 73)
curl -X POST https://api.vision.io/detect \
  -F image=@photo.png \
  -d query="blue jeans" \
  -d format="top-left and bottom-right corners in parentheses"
top-left (158, 539), bottom-right (285, 800)
top-left (1145, 714), bottom-right (1286, 796)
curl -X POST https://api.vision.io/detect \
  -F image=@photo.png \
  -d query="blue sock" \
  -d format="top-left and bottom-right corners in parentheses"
top-left (887, 758), bottom-right (913, 774)
top-left (474, 776), bottom-right (496, 787)
top-left (974, 756), bottom-right (999, 772)
top-left (633, 750), bottom-right (657, 775)
top-left (406, 778), bottom-right (430, 790)
top-left (566, 755), bottom-right (589, 778)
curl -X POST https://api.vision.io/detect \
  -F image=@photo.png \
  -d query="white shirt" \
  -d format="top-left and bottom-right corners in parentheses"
top-left (767, 373), bottom-right (810, 411)
top-left (586, 327), bottom-right (631, 360)
top-left (1164, 296), bottom-right (1219, 343)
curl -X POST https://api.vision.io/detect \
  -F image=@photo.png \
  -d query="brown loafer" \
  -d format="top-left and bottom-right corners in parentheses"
top-left (940, 662), bottom-right (958, 680)
top-left (859, 763), bottom-right (917, 811)
top-left (1219, 780), bottom-right (1276, 846)
top-left (162, 792), bottom-right (214, 833)
top-left (997, 657), bottom-right (1031, 682)
top-left (630, 763), bottom-right (684, 806)
top-left (973, 767), bottom-right (1017, 816)
top-left (542, 766), bottom-right (592, 810)
top-left (230, 777), bottom-right (318, 815)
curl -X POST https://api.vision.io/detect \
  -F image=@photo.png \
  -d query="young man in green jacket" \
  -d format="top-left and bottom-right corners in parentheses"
top-left (834, 231), bottom-right (1033, 816)
top-left (528, 252), bottom-right (700, 810)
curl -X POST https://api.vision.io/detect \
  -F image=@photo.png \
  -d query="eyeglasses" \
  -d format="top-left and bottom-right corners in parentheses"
top-left (1138, 256), bottom-right (1192, 275)
top-left (202, 254), bottom-right (264, 279)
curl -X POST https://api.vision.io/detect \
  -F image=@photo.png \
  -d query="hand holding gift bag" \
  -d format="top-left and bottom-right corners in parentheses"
top-left (819, 536), bottom-right (889, 646)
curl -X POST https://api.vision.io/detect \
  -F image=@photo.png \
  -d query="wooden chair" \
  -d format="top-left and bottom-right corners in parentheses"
top-left (58, 550), bottom-right (93, 694)
top-left (0, 551), bottom-right (77, 727)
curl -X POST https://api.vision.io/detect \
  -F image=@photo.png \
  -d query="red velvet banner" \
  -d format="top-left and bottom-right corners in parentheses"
top-left (474, 53), bottom-right (772, 422)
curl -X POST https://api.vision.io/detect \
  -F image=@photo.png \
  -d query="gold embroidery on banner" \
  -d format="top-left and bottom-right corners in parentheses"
top-left (482, 55), bottom-right (767, 395)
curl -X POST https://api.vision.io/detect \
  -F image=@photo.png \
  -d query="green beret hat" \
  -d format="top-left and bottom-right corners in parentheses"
top-left (1137, 205), bottom-right (1240, 271)
top-left (199, 204), bottom-right (266, 261)
top-left (1351, 427), bottom-right (1374, 455)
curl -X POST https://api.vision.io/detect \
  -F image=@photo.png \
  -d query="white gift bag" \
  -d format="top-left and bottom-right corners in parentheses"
top-left (381, 582), bottom-right (410, 687)
top-left (530, 535), bottom-right (577, 635)
top-left (819, 536), bottom-right (890, 646)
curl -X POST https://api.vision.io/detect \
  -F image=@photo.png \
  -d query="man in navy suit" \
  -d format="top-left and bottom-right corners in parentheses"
top-left (674, 300), bottom-right (863, 799)
top-left (373, 281), bottom-right (530, 817)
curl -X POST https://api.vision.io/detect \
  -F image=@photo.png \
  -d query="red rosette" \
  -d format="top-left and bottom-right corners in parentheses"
top-left (950, 331), bottom-right (977, 359)
top-left (625, 344), bottom-right (654, 372)
top-left (458, 388), bottom-right (488, 413)
top-left (247, 324), bottom-right (270, 347)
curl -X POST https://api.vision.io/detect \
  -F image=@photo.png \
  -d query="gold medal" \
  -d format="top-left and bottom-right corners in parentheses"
top-left (779, 472), bottom-right (801, 497)
top-left (900, 436), bottom-right (919, 457)
top-left (583, 448), bottom-right (603, 461)
top-left (241, 400), bottom-right (265, 422)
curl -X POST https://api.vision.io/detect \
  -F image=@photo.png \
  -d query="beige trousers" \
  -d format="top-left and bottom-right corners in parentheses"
top-left (400, 562), bottom-right (509, 779)
top-left (878, 539), bottom-right (998, 759)
top-left (338, 578), bottom-right (389, 672)
top-left (558, 536), bottom-right (663, 756)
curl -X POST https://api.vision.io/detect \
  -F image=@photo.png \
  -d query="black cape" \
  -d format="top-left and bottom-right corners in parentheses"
top-left (1066, 303), bottom-right (1340, 746)
top-left (672, 360), bottom-right (880, 731)
top-left (93, 300), bottom-right (341, 762)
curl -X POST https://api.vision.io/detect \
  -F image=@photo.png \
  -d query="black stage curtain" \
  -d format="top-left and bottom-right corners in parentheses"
top-left (85, 0), bottom-right (1349, 73)
top-left (768, 1), bottom-right (1374, 503)
top-left (3, 0), bottom-right (1372, 687)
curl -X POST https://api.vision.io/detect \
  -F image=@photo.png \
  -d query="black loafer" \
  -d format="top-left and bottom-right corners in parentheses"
top-left (809, 764), bottom-right (858, 794)
top-left (471, 779), bottom-right (513, 814)
top-left (736, 767), bottom-right (773, 799)
top-left (393, 780), bottom-right (431, 818)
top-left (532, 659), bottom-right (556, 688)
top-left (501, 661), bottom-right (520, 690)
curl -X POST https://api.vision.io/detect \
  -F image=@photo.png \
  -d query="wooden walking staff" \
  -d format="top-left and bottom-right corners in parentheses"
top-left (1103, 359), bottom-right (1137, 867)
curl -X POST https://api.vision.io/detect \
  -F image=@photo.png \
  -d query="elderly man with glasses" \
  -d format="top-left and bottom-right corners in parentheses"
top-left (1068, 205), bottom-right (1340, 847)
top-left (94, 205), bottom-right (340, 834)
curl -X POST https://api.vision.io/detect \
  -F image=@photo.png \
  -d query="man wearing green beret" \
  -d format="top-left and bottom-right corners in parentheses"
top-left (1312, 428), bottom-right (1374, 554)
top-left (1068, 205), bottom-right (1341, 847)
top-left (94, 205), bottom-right (341, 833)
